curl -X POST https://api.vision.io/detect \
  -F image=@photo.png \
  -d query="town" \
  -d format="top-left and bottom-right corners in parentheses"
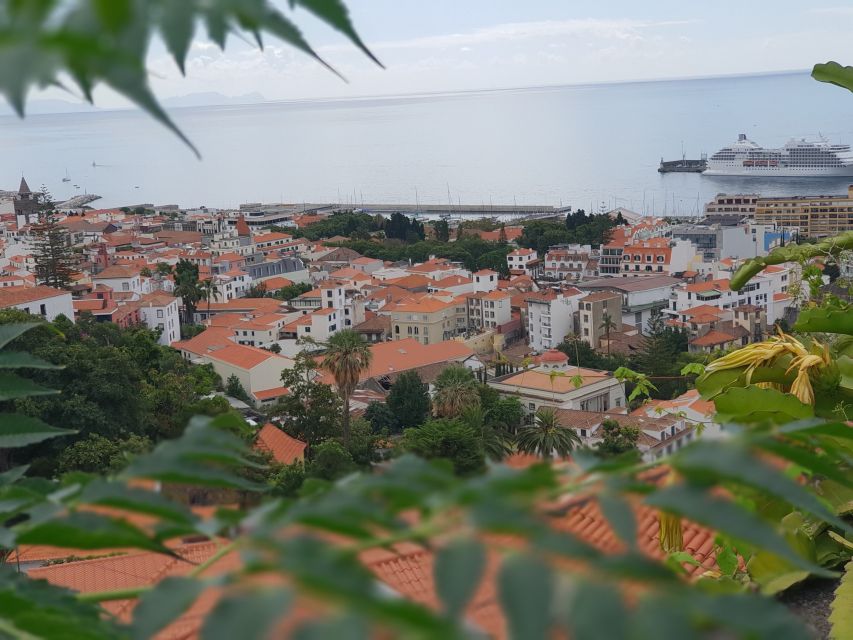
top-left (2, 177), bottom-right (838, 468)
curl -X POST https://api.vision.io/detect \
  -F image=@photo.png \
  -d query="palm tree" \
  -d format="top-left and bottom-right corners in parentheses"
top-left (173, 279), bottom-right (202, 325)
top-left (460, 405), bottom-right (513, 462)
top-left (600, 312), bottom-right (617, 357)
top-left (516, 407), bottom-right (581, 461)
top-left (432, 364), bottom-right (480, 418)
top-left (198, 278), bottom-right (221, 319)
top-left (322, 329), bottom-right (373, 445)
top-left (155, 262), bottom-right (174, 277)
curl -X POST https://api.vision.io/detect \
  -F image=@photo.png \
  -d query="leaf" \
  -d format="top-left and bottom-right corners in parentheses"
top-left (757, 438), bottom-right (852, 487)
top-left (0, 371), bottom-right (58, 401)
top-left (814, 61), bottom-right (853, 94)
top-left (0, 413), bottom-right (75, 448)
top-left (597, 491), bottom-right (637, 551)
top-left (78, 480), bottom-right (196, 525)
top-left (0, 351), bottom-right (60, 369)
top-left (0, 323), bottom-right (43, 350)
top-left (201, 588), bottom-right (292, 640)
top-left (433, 538), bottom-right (486, 620)
top-left (796, 307), bottom-right (853, 335)
top-left (498, 554), bottom-right (553, 640)
top-left (830, 560), bottom-right (853, 640)
top-left (131, 577), bottom-right (204, 640)
top-left (673, 441), bottom-right (850, 532)
top-left (695, 366), bottom-right (745, 399)
top-left (562, 581), bottom-right (628, 640)
top-left (680, 362), bottom-right (705, 376)
top-left (291, 0), bottom-right (383, 67)
top-left (159, 0), bottom-right (196, 74)
top-left (716, 543), bottom-right (738, 577)
top-left (17, 512), bottom-right (171, 554)
top-left (644, 484), bottom-right (832, 576)
top-left (713, 386), bottom-right (812, 424)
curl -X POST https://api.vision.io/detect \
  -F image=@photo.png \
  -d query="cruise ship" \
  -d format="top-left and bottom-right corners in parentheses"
top-left (703, 134), bottom-right (853, 177)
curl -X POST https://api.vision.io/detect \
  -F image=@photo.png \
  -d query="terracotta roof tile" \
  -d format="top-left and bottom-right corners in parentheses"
top-left (254, 423), bottom-right (306, 464)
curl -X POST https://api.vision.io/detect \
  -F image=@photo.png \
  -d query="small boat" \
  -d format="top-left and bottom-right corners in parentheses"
top-left (62, 168), bottom-right (70, 183)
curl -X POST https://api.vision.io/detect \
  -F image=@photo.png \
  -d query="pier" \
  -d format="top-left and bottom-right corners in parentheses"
top-left (56, 193), bottom-right (101, 210)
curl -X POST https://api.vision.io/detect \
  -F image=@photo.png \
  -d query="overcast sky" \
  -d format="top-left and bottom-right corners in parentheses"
top-left (35, 2), bottom-right (853, 106)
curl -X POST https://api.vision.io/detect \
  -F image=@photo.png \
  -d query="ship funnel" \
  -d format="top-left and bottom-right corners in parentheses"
top-left (738, 133), bottom-right (747, 141)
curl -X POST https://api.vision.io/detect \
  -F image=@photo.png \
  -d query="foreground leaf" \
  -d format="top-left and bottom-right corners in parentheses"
top-left (814, 61), bottom-right (853, 94)
top-left (434, 538), bottom-right (486, 619)
top-left (17, 511), bottom-right (171, 554)
top-left (132, 576), bottom-right (205, 640)
top-left (498, 554), bottom-right (553, 640)
top-left (0, 413), bottom-right (75, 448)
top-left (201, 589), bottom-right (293, 640)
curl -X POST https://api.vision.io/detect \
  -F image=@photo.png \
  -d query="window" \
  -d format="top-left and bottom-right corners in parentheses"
top-left (39, 304), bottom-right (47, 316)
top-left (407, 326), bottom-right (413, 335)
top-left (304, 327), bottom-right (311, 333)
top-left (327, 290), bottom-right (333, 298)
top-left (583, 328), bottom-right (589, 336)
top-left (414, 327), bottom-right (419, 335)
top-left (122, 282), bottom-right (129, 291)
top-left (394, 325), bottom-right (400, 334)
top-left (156, 309), bottom-right (163, 318)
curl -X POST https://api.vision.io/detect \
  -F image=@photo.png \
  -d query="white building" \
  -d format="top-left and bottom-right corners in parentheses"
top-left (489, 350), bottom-right (626, 416)
top-left (466, 290), bottom-right (512, 331)
top-left (526, 288), bottom-right (584, 352)
top-left (472, 269), bottom-right (499, 293)
top-left (0, 285), bottom-right (74, 322)
top-left (577, 276), bottom-right (682, 333)
top-left (137, 293), bottom-right (181, 346)
top-left (92, 265), bottom-right (144, 294)
top-left (507, 248), bottom-right (538, 276)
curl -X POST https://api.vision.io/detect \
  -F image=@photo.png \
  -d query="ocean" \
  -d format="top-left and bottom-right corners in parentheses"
top-left (3, 71), bottom-right (853, 214)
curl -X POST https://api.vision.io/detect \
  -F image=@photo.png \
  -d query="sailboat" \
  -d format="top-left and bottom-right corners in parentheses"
top-left (62, 169), bottom-right (70, 183)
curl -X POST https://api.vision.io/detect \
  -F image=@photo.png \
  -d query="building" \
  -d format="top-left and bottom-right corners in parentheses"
top-left (466, 290), bottom-right (512, 331)
top-left (506, 248), bottom-right (541, 277)
top-left (704, 193), bottom-right (759, 217)
top-left (13, 177), bottom-right (39, 229)
top-left (387, 295), bottom-right (464, 345)
top-left (543, 245), bottom-right (595, 281)
top-left (576, 276), bottom-right (681, 332)
top-left (0, 285), bottom-right (74, 321)
top-left (670, 223), bottom-right (761, 262)
top-left (472, 269), bottom-right (498, 293)
top-left (488, 349), bottom-right (626, 416)
top-left (137, 293), bottom-right (181, 345)
top-left (617, 237), bottom-right (697, 276)
top-left (526, 288), bottom-right (584, 352)
top-left (754, 185), bottom-right (853, 237)
top-left (577, 291), bottom-right (623, 348)
top-left (92, 265), bottom-right (144, 295)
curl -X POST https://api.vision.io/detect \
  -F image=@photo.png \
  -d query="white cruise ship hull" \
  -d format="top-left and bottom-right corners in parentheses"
top-left (704, 165), bottom-right (853, 177)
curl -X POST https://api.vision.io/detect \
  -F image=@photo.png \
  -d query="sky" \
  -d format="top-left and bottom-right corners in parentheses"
top-left (26, 2), bottom-right (853, 107)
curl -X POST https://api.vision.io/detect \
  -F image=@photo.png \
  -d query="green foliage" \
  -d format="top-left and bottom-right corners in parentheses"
top-left (345, 418), bottom-right (380, 469)
top-left (386, 370), bottom-right (431, 431)
top-left (274, 352), bottom-right (342, 448)
top-left (433, 218), bottom-right (450, 243)
top-left (402, 419), bottom-right (486, 476)
top-left (516, 407), bottom-right (581, 460)
top-left (557, 336), bottom-right (629, 372)
top-left (32, 195), bottom-right (76, 290)
top-left (334, 236), bottom-right (510, 273)
top-left (58, 433), bottom-right (151, 474)
top-left (224, 374), bottom-right (249, 403)
top-left (595, 419), bottom-right (640, 459)
top-left (384, 212), bottom-right (425, 242)
top-left (519, 213), bottom-right (615, 254)
top-left (432, 365), bottom-right (480, 418)
top-left (308, 440), bottom-right (355, 481)
top-left (364, 401), bottom-right (395, 434)
top-left (272, 282), bottom-right (312, 301)
top-left (630, 309), bottom-right (692, 399)
top-left (289, 211), bottom-right (382, 241)
top-left (813, 61), bottom-right (853, 95)
top-left (269, 461), bottom-right (307, 498)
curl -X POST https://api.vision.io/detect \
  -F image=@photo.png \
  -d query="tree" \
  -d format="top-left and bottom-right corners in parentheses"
top-left (460, 406), bottom-right (513, 462)
top-left (432, 365), bottom-right (481, 418)
top-left (631, 309), bottom-right (690, 399)
top-left (498, 223), bottom-right (508, 244)
top-left (308, 440), bottom-right (356, 481)
top-left (155, 262), bottom-right (174, 277)
top-left (600, 312), bottom-right (617, 357)
top-left (268, 343), bottom-right (282, 354)
top-left (387, 371), bottom-right (431, 431)
top-left (269, 462), bottom-right (306, 498)
top-left (275, 352), bottom-right (342, 450)
top-left (57, 433), bottom-right (151, 474)
top-left (322, 330), bottom-right (373, 445)
top-left (198, 278), bottom-right (221, 317)
top-left (402, 419), bottom-right (486, 476)
top-left (365, 401), bottom-right (395, 434)
top-left (516, 407), bottom-right (580, 460)
top-left (31, 190), bottom-right (75, 289)
top-left (140, 266), bottom-right (152, 277)
top-left (346, 418), bottom-right (380, 468)
top-left (244, 281), bottom-right (268, 298)
top-left (273, 282), bottom-right (312, 301)
top-left (225, 374), bottom-right (249, 403)
top-left (596, 419), bottom-right (640, 459)
top-left (174, 260), bottom-right (202, 324)
top-left (433, 218), bottom-right (450, 242)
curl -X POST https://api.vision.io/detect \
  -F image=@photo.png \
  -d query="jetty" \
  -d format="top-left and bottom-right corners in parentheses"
top-left (658, 155), bottom-right (707, 173)
top-left (56, 193), bottom-right (101, 210)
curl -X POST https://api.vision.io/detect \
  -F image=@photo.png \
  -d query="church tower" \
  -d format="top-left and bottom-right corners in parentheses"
top-left (14, 176), bottom-right (40, 229)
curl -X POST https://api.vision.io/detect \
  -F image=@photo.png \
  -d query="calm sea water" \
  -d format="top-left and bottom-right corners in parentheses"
top-left (4, 71), bottom-right (853, 213)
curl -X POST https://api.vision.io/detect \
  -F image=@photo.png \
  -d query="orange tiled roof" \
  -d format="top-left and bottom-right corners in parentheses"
top-left (205, 343), bottom-right (288, 370)
top-left (254, 423), bottom-right (306, 464)
top-left (0, 285), bottom-right (68, 306)
top-left (689, 330), bottom-right (739, 348)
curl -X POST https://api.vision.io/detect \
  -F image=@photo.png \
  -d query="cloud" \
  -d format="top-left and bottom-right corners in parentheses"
top-left (318, 18), bottom-right (697, 54)
top-left (808, 7), bottom-right (853, 16)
